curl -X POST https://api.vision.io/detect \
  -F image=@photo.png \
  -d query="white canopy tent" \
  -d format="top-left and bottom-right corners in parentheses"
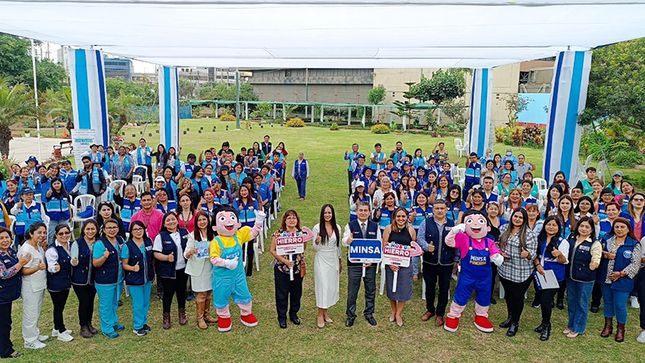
top-left (1, 0), bottom-right (645, 68)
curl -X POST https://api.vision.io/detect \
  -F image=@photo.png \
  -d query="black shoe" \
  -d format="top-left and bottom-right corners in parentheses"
top-left (490, 298), bottom-right (497, 305)
top-left (345, 317), bottom-right (355, 327)
top-left (556, 300), bottom-right (564, 310)
top-left (534, 323), bottom-right (547, 333)
top-left (156, 292), bottom-right (163, 300)
top-left (590, 306), bottom-right (599, 313)
top-left (531, 301), bottom-right (541, 309)
top-left (540, 324), bottom-right (551, 341)
top-left (118, 300), bottom-right (123, 307)
top-left (142, 324), bottom-right (151, 332)
top-left (279, 321), bottom-right (287, 329)
top-left (506, 322), bottom-right (519, 337)
top-left (499, 317), bottom-right (512, 328)
top-left (289, 316), bottom-right (301, 325)
top-left (365, 316), bottom-right (377, 326)
top-left (133, 328), bottom-right (147, 336)
top-left (186, 290), bottom-right (195, 302)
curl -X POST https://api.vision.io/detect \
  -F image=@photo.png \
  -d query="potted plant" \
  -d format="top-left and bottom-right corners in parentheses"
top-left (24, 128), bottom-right (31, 138)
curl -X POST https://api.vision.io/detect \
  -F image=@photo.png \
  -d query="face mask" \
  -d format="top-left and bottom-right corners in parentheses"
top-left (506, 152), bottom-right (512, 156)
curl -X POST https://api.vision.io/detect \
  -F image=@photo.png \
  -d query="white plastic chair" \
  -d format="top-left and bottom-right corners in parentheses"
top-left (71, 194), bottom-right (96, 231)
top-left (132, 175), bottom-right (146, 196)
top-left (533, 177), bottom-right (548, 200)
top-left (457, 167), bottom-right (466, 188)
top-left (99, 187), bottom-right (113, 203)
top-left (110, 180), bottom-right (126, 193)
top-left (379, 262), bottom-right (386, 295)
top-left (455, 138), bottom-right (468, 158)
top-left (597, 160), bottom-right (609, 184)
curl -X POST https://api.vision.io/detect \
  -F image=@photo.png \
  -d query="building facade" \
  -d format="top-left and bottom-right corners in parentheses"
top-left (104, 58), bottom-right (132, 80)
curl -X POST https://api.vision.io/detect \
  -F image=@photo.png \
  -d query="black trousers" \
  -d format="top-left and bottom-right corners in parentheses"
top-left (160, 268), bottom-right (188, 313)
top-left (346, 265), bottom-right (377, 319)
top-left (491, 263), bottom-right (498, 299)
top-left (590, 281), bottom-right (603, 309)
top-left (500, 276), bottom-right (532, 324)
top-left (49, 289), bottom-right (70, 332)
top-left (0, 302), bottom-right (14, 358)
top-left (636, 269), bottom-right (645, 329)
top-left (347, 170), bottom-right (353, 195)
top-left (539, 288), bottom-right (559, 325)
top-left (423, 264), bottom-right (453, 317)
top-left (73, 284), bottom-right (96, 328)
top-left (557, 278), bottom-right (567, 303)
top-left (245, 239), bottom-right (255, 277)
top-left (144, 164), bottom-right (153, 185)
top-left (274, 267), bottom-right (302, 323)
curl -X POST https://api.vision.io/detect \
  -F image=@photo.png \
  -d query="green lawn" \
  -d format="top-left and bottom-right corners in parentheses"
top-left (14, 119), bottom-right (643, 362)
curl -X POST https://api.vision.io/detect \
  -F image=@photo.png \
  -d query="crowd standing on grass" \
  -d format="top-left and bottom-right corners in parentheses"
top-left (1, 136), bottom-right (644, 359)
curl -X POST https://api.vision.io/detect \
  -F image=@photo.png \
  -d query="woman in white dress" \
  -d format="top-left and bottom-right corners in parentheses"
top-left (184, 211), bottom-right (218, 329)
top-left (312, 204), bottom-right (342, 328)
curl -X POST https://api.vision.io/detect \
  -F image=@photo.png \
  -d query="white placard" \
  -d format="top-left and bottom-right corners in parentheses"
top-left (71, 129), bottom-right (95, 168)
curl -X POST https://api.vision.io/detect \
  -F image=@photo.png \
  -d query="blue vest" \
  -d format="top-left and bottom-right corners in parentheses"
top-left (464, 163), bottom-right (482, 184)
top-left (157, 200), bottom-right (177, 214)
top-left (155, 229), bottom-right (189, 279)
top-left (598, 219), bottom-right (613, 240)
top-left (541, 237), bottom-right (567, 281)
top-left (605, 236), bottom-right (638, 292)
top-left (45, 195), bottom-right (70, 221)
top-left (14, 202), bottom-right (42, 236)
top-left (164, 180), bottom-right (178, 201)
top-left (137, 147), bottom-right (152, 166)
top-left (568, 237), bottom-right (597, 283)
top-left (120, 198), bottom-right (142, 230)
top-left (94, 237), bottom-right (122, 285)
top-left (348, 219), bottom-right (379, 267)
top-left (412, 206), bottom-right (433, 230)
top-left (71, 238), bottom-right (94, 286)
top-left (124, 238), bottom-right (154, 286)
top-left (0, 249), bottom-right (21, 304)
top-left (423, 217), bottom-right (456, 265)
top-left (447, 201), bottom-right (465, 221)
top-left (46, 244), bottom-right (72, 291)
top-left (191, 178), bottom-right (210, 196)
top-left (233, 198), bottom-right (258, 227)
top-left (183, 164), bottom-right (195, 179)
top-left (294, 159), bottom-right (308, 179)
top-left (213, 190), bottom-right (229, 206)
top-left (62, 169), bottom-right (78, 193)
top-left (378, 208), bottom-right (394, 230)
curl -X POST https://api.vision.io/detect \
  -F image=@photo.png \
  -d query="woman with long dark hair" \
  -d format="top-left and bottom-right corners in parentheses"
top-left (349, 181), bottom-right (371, 222)
top-left (95, 202), bottom-right (126, 239)
top-left (232, 185), bottom-right (259, 276)
top-left (177, 194), bottom-right (196, 233)
top-left (533, 216), bottom-right (569, 341)
top-left (19, 222), bottom-right (48, 349)
top-left (151, 144), bottom-right (169, 177)
top-left (70, 220), bottom-right (99, 338)
top-left (446, 185), bottom-right (466, 222)
top-left (121, 221), bottom-right (154, 336)
top-left (497, 208), bottom-right (538, 337)
top-left (45, 224), bottom-right (75, 342)
top-left (541, 184), bottom-right (564, 217)
top-left (153, 212), bottom-right (190, 329)
top-left (44, 177), bottom-right (72, 245)
top-left (312, 204), bottom-right (341, 328)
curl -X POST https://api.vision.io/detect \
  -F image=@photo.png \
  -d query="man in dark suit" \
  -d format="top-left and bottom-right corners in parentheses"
top-left (417, 199), bottom-right (457, 327)
top-left (261, 135), bottom-right (272, 157)
top-left (342, 202), bottom-right (381, 327)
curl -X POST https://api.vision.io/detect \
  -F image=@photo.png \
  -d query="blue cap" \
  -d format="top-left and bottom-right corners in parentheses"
top-left (390, 167), bottom-right (400, 173)
top-left (21, 187), bottom-right (35, 195)
top-left (357, 153), bottom-right (366, 160)
top-left (25, 156), bottom-right (38, 164)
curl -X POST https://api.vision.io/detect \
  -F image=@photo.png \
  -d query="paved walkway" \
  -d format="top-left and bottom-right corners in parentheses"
top-left (9, 136), bottom-right (68, 165)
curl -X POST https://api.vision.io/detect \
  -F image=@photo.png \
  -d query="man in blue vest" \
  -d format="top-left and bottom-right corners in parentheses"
top-left (342, 202), bottom-right (381, 327)
top-left (59, 160), bottom-right (78, 198)
top-left (344, 143), bottom-right (360, 196)
top-left (390, 141), bottom-right (407, 167)
top-left (292, 152), bottom-right (309, 201)
top-left (136, 138), bottom-right (152, 184)
top-left (417, 200), bottom-right (457, 327)
top-left (463, 152), bottom-right (482, 199)
top-left (74, 156), bottom-right (106, 198)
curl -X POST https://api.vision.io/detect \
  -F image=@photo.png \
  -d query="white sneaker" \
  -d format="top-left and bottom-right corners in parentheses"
top-left (57, 331), bottom-right (74, 342)
top-left (52, 329), bottom-right (73, 337)
top-left (637, 331), bottom-right (645, 343)
top-left (37, 335), bottom-right (49, 342)
top-left (24, 341), bottom-right (46, 350)
top-left (631, 296), bottom-right (640, 309)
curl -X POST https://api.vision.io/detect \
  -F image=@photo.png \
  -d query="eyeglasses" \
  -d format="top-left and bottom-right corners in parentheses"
top-left (57, 231), bottom-right (71, 235)
top-left (131, 228), bottom-right (144, 232)
top-left (634, 198), bottom-right (645, 202)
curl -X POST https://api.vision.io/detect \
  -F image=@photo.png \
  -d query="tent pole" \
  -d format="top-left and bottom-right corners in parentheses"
top-left (235, 69), bottom-right (240, 130)
top-left (30, 39), bottom-right (42, 161)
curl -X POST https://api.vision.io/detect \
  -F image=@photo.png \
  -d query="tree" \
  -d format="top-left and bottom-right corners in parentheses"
top-left (199, 82), bottom-right (257, 101)
top-left (0, 78), bottom-right (36, 155)
top-left (0, 34), bottom-right (31, 86)
top-left (108, 91), bottom-right (142, 136)
top-left (28, 60), bottom-right (67, 93)
top-left (367, 84), bottom-right (386, 122)
top-left (409, 69), bottom-right (467, 127)
top-left (41, 87), bottom-right (73, 132)
top-left (505, 94), bottom-right (531, 127)
top-left (579, 38), bottom-right (645, 132)
top-left (442, 99), bottom-right (469, 129)
top-left (178, 78), bottom-right (195, 99)
top-left (106, 78), bottom-right (158, 107)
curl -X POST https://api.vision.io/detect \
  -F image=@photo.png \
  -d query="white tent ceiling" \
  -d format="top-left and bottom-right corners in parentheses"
top-left (1, 0), bottom-right (645, 68)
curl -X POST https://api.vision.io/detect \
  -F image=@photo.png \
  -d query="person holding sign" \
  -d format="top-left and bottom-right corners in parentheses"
top-left (342, 202), bottom-right (381, 327)
top-left (121, 221), bottom-right (154, 336)
top-left (383, 207), bottom-right (417, 327)
top-left (271, 210), bottom-right (308, 329)
top-left (533, 216), bottom-right (569, 341)
top-left (417, 199), bottom-right (457, 327)
top-left (312, 204), bottom-right (342, 329)
top-left (443, 210), bottom-right (504, 334)
top-left (185, 211), bottom-right (218, 330)
top-left (210, 206), bottom-right (264, 332)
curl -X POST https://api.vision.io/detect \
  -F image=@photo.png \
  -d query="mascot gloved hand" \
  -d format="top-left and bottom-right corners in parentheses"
top-left (210, 205), bottom-right (262, 332)
top-left (442, 211), bottom-right (503, 334)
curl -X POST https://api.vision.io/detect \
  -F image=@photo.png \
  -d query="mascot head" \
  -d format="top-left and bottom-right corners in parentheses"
top-left (213, 205), bottom-right (241, 237)
top-left (462, 210), bottom-right (491, 240)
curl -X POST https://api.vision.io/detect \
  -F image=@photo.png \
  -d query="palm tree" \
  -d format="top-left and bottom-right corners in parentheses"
top-left (0, 78), bottom-right (36, 155)
top-left (108, 90), bottom-right (141, 136)
top-left (41, 87), bottom-right (73, 133)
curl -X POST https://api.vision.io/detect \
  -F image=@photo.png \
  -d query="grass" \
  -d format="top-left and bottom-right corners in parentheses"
top-left (13, 119), bottom-right (644, 362)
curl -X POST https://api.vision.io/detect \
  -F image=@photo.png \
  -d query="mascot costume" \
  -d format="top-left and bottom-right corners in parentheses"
top-left (210, 205), bottom-right (265, 332)
top-left (443, 210), bottom-right (504, 333)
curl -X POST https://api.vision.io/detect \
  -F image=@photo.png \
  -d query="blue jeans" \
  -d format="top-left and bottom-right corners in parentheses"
top-left (128, 282), bottom-right (152, 330)
top-left (296, 177), bottom-right (307, 198)
top-left (601, 284), bottom-right (629, 324)
top-left (95, 284), bottom-right (119, 335)
top-left (567, 279), bottom-right (593, 334)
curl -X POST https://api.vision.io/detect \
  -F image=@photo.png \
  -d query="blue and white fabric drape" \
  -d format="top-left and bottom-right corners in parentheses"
top-left (68, 48), bottom-right (110, 146)
top-left (468, 68), bottom-right (492, 156)
top-left (158, 66), bottom-right (180, 149)
top-left (543, 51), bottom-right (592, 183)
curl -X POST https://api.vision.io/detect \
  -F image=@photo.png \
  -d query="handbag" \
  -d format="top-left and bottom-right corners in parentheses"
top-left (300, 259), bottom-right (306, 278)
top-left (78, 206), bottom-right (95, 218)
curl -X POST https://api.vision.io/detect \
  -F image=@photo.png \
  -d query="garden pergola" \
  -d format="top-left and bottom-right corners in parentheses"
top-left (1, 0), bottom-right (645, 180)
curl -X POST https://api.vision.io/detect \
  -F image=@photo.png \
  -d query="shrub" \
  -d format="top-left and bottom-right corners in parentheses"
top-left (220, 114), bottom-right (236, 122)
top-left (330, 122), bottom-right (339, 131)
top-left (614, 151), bottom-right (645, 168)
top-left (218, 107), bottom-right (233, 117)
top-left (286, 118), bottom-right (305, 127)
top-left (371, 124), bottom-right (391, 134)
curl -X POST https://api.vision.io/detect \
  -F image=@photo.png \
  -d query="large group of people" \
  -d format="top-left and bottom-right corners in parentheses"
top-left (1, 136), bottom-right (644, 359)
